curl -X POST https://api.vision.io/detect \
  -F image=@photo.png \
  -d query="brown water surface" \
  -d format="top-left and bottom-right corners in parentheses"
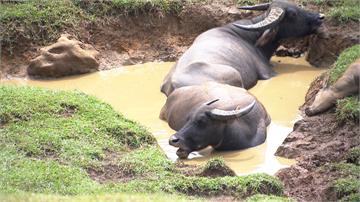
top-left (1, 56), bottom-right (324, 175)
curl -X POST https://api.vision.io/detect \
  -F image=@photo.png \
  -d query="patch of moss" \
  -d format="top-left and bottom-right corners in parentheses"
top-left (326, 157), bottom-right (360, 201)
top-left (335, 97), bottom-right (360, 122)
top-left (334, 178), bottom-right (360, 199)
top-left (329, 163), bottom-right (360, 178)
top-left (246, 194), bottom-right (294, 202)
top-left (340, 193), bottom-right (360, 202)
top-left (201, 157), bottom-right (236, 177)
top-left (345, 147), bottom-right (360, 165)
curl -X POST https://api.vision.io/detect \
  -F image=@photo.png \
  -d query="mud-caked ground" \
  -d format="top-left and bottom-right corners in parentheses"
top-left (275, 73), bottom-right (359, 201)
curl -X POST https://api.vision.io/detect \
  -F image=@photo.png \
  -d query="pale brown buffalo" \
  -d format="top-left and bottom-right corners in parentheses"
top-left (306, 59), bottom-right (360, 116)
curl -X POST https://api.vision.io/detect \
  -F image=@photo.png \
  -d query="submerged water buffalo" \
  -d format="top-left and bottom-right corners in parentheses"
top-left (160, 82), bottom-right (270, 159)
top-left (161, 0), bottom-right (324, 96)
top-left (305, 59), bottom-right (360, 116)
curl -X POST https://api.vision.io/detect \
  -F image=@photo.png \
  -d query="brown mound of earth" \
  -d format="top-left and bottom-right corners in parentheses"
top-left (27, 34), bottom-right (100, 78)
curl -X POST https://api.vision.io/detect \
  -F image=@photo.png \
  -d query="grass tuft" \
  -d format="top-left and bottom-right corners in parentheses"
top-left (335, 97), bottom-right (360, 122)
top-left (345, 147), bottom-right (360, 166)
top-left (334, 178), bottom-right (360, 200)
top-left (328, 0), bottom-right (360, 23)
top-left (329, 45), bottom-right (360, 84)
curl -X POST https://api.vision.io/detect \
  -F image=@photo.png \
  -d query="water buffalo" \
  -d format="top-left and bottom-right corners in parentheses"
top-left (305, 59), bottom-right (360, 116)
top-left (160, 82), bottom-right (270, 159)
top-left (161, 0), bottom-right (325, 96)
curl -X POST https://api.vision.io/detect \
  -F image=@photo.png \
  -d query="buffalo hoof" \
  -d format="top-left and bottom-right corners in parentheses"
top-left (176, 148), bottom-right (190, 159)
top-left (305, 107), bottom-right (317, 116)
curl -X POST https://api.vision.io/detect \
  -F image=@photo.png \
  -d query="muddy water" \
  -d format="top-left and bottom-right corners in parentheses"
top-left (1, 57), bottom-right (324, 175)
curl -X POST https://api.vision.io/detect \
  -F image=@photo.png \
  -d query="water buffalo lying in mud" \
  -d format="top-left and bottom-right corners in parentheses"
top-left (160, 82), bottom-right (270, 159)
top-left (161, 0), bottom-right (325, 96)
top-left (305, 59), bottom-right (360, 116)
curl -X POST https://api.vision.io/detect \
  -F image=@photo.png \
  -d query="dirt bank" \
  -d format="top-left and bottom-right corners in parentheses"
top-left (0, 1), bottom-right (244, 78)
top-left (275, 72), bottom-right (360, 201)
top-left (1, 1), bottom-right (358, 78)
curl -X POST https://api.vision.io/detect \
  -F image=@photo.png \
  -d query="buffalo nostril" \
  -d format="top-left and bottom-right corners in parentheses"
top-left (169, 136), bottom-right (180, 147)
top-left (171, 138), bottom-right (179, 143)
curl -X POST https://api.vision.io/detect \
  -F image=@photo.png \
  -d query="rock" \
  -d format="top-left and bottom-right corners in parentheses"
top-left (27, 34), bottom-right (99, 78)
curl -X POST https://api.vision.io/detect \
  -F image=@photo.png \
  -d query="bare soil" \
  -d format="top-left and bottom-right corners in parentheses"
top-left (86, 150), bottom-right (136, 183)
top-left (175, 161), bottom-right (236, 178)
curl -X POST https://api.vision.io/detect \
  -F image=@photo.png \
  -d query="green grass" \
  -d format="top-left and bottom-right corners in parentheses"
top-left (0, 192), bottom-right (204, 202)
top-left (335, 97), bottom-right (360, 122)
top-left (326, 45), bottom-right (360, 122)
top-left (0, 85), bottom-right (155, 169)
top-left (334, 178), bottom-right (360, 200)
top-left (345, 147), bottom-right (360, 165)
top-left (0, 0), bottom-right (85, 52)
top-left (329, 45), bottom-right (360, 84)
top-left (73, 0), bottom-right (184, 16)
top-left (340, 193), bottom-right (360, 202)
top-left (325, 148), bottom-right (360, 201)
top-left (246, 194), bottom-right (294, 202)
top-left (0, 85), bottom-right (285, 200)
top-left (299, 0), bottom-right (360, 23)
top-left (328, 0), bottom-right (360, 23)
top-left (203, 156), bottom-right (227, 170)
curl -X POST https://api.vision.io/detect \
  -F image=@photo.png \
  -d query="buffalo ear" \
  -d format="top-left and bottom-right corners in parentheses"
top-left (255, 28), bottom-right (278, 47)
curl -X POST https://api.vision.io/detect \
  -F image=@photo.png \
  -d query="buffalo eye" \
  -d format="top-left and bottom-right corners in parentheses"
top-left (195, 116), bottom-right (207, 127)
top-left (286, 8), bottom-right (298, 20)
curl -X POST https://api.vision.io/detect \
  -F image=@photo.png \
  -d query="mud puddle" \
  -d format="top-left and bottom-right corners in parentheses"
top-left (0, 57), bottom-right (324, 175)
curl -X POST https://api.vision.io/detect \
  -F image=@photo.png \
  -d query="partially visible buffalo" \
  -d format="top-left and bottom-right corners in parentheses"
top-left (161, 0), bottom-right (324, 96)
top-left (160, 82), bottom-right (270, 159)
top-left (305, 59), bottom-right (360, 116)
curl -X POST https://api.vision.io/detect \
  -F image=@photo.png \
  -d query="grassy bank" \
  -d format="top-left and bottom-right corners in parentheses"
top-left (0, 85), bottom-right (285, 200)
top-left (327, 45), bottom-right (360, 122)
top-left (0, 0), bottom-right (184, 52)
top-left (1, 0), bottom-right (359, 52)
top-left (299, 0), bottom-right (360, 23)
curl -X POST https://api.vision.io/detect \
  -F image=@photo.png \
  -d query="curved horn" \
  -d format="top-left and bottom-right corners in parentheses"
top-left (208, 100), bottom-right (256, 121)
top-left (234, 7), bottom-right (285, 31)
top-left (238, 3), bottom-right (270, 11)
